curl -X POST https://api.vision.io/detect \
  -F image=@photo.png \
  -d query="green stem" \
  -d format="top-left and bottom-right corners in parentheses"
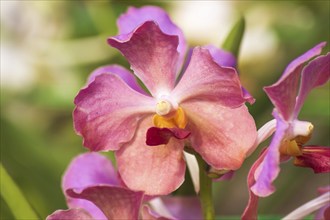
top-left (1, 163), bottom-right (39, 219)
top-left (196, 155), bottom-right (215, 220)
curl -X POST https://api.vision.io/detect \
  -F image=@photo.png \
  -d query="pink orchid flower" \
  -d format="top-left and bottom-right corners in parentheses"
top-left (242, 42), bottom-right (330, 220)
top-left (47, 153), bottom-right (202, 220)
top-left (73, 6), bottom-right (257, 195)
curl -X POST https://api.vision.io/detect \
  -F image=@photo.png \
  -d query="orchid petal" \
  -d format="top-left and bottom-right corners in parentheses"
top-left (146, 127), bottom-right (190, 146)
top-left (66, 186), bottom-right (144, 220)
top-left (251, 111), bottom-right (289, 197)
top-left (242, 87), bottom-right (256, 105)
top-left (172, 47), bottom-right (249, 108)
top-left (315, 186), bottom-right (330, 219)
top-left (62, 153), bottom-right (120, 191)
top-left (183, 152), bottom-right (200, 193)
top-left (212, 170), bottom-right (235, 182)
top-left (242, 148), bottom-right (268, 220)
top-left (283, 192), bottom-right (330, 220)
top-left (294, 53), bottom-right (330, 117)
top-left (116, 117), bottom-right (186, 195)
top-left (62, 153), bottom-right (120, 219)
top-left (46, 209), bottom-right (93, 220)
top-left (318, 186), bottom-right (330, 194)
top-left (294, 146), bottom-right (330, 173)
top-left (148, 198), bottom-right (174, 219)
top-left (182, 101), bottom-right (257, 170)
top-left (141, 205), bottom-right (172, 220)
top-left (74, 74), bottom-right (155, 151)
top-left (203, 45), bottom-right (255, 105)
top-left (264, 42), bottom-right (326, 121)
top-left (160, 196), bottom-right (203, 220)
top-left (108, 21), bottom-right (179, 97)
top-left (203, 45), bottom-right (237, 68)
top-left (117, 6), bottom-right (187, 74)
top-left (87, 64), bottom-right (146, 94)
top-left (283, 42), bottom-right (326, 79)
top-left (314, 205), bottom-right (330, 220)
top-left (248, 119), bottom-right (277, 156)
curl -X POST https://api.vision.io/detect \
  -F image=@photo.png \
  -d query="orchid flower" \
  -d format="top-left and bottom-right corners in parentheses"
top-left (47, 153), bottom-right (202, 220)
top-left (242, 43), bottom-right (330, 220)
top-left (73, 6), bottom-right (257, 196)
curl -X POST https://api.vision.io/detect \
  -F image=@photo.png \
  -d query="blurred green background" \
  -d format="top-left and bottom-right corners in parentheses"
top-left (1, 0), bottom-right (329, 219)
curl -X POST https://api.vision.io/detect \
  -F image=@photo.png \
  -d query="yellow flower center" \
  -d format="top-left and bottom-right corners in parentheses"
top-left (279, 139), bottom-right (302, 156)
top-left (153, 100), bottom-right (187, 129)
top-left (279, 124), bottom-right (313, 157)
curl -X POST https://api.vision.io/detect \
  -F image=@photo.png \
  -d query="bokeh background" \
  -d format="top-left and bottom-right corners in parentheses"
top-left (1, 0), bottom-right (329, 219)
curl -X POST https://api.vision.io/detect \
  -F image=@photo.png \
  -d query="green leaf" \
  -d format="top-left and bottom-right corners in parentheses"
top-left (222, 16), bottom-right (245, 59)
top-left (1, 163), bottom-right (39, 219)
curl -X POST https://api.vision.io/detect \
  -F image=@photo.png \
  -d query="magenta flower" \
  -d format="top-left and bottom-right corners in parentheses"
top-left (47, 153), bottom-right (202, 220)
top-left (242, 43), bottom-right (329, 220)
top-left (73, 6), bottom-right (257, 195)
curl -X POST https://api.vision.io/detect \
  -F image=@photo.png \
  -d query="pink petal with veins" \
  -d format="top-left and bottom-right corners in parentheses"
top-left (46, 209), bottom-right (93, 220)
top-left (203, 45), bottom-right (237, 68)
top-left (67, 186), bottom-right (144, 220)
top-left (242, 148), bottom-right (268, 220)
top-left (264, 42), bottom-right (326, 121)
top-left (87, 64), bottom-right (146, 94)
top-left (183, 101), bottom-right (257, 170)
top-left (108, 21), bottom-right (179, 97)
top-left (116, 117), bottom-right (186, 196)
top-left (251, 111), bottom-right (289, 197)
top-left (203, 45), bottom-right (255, 104)
top-left (117, 6), bottom-right (187, 74)
top-left (62, 153), bottom-right (121, 219)
top-left (294, 53), bottom-right (330, 117)
top-left (172, 47), bottom-right (248, 108)
top-left (74, 74), bottom-right (155, 151)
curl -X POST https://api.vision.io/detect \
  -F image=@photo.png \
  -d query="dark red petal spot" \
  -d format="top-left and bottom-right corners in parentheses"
top-left (294, 146), bottom-right (330, 173)
top-left (324, 206), bottom-right (330, 220)
top-left (146, 127), bottom-right (191, 146)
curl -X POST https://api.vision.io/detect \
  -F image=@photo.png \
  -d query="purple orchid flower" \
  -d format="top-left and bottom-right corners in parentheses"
top-left (46, 153), bottom-right (202, 220)
top-left (242, 43), bottom-right (330, 220)
top-left (73, 6), bottom-right (257, 196)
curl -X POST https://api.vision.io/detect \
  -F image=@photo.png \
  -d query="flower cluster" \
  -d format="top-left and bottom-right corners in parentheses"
top-left (48, 5), bottom-right (329, 220)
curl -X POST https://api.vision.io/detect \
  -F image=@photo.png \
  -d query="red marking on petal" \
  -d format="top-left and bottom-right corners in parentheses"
top-left (294, 146), bottom-right (330, 173)
top-left (146, 127), bottom-right (191, 146)
top-left (324, 206), bottom-right (330, 220)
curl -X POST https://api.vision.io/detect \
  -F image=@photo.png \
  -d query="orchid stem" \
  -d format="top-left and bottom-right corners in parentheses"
top-left (196, 154), bottom-right (215, 220)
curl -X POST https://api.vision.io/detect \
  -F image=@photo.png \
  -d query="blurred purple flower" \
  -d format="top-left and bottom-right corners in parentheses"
top-left (73, 6), bottom-right (257, 195)
top-left (47, 153), bottom-right (202, 220)
top-left (242, 43), bottom-right (330, 220)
